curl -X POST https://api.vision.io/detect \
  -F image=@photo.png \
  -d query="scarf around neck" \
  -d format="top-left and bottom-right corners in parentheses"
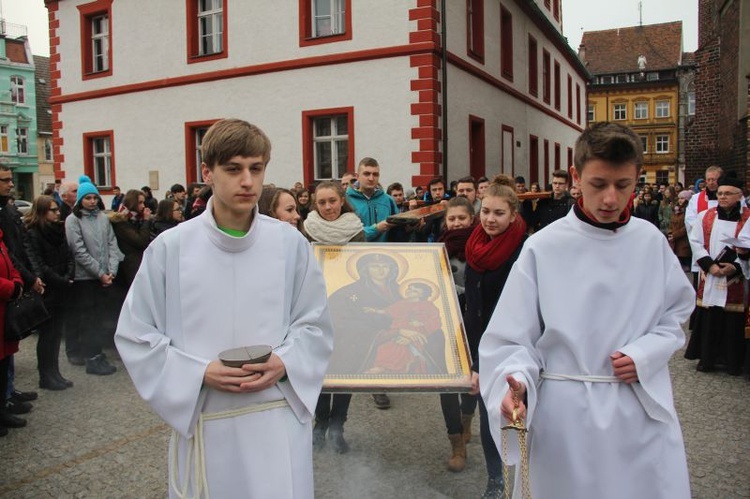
top-left (438, 223), bottom-right (476, 261)
top-left (303, 210), bottom-right (363, 244)
top-left (465, 216), bottom-right (526, 272)
top-left (573, 198), bottom-right (631, 231)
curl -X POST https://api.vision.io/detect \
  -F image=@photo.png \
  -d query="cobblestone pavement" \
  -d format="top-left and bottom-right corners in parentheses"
top-left (1, 331), bottom-right (747, 498)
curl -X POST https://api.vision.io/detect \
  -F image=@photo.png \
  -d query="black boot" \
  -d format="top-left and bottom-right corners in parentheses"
top-left (328, 424), bottom-right (350, 454)
top-left (51, 326), bottom-right (73, 387)
top-left (0, 409), bottom-right (27, 428)
top-left (53, 371), bottom-right (74, 388)
top-left (313, 420), bottom-right (328, 450)
top-left (39, 371), bottom-right (68, 391)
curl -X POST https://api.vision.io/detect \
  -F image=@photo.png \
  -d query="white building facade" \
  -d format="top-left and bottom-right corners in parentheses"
top-left (46, 0), bottom-right (587, 198)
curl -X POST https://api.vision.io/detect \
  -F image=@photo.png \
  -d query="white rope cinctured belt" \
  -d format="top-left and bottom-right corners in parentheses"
top-left (169, 399), bottom-right (289, 499)
top-left (541, 372), bottom-right (622, 383)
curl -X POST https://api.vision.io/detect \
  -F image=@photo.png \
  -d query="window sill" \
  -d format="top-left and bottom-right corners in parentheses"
top-left (300, 31), bottom-right (352, 47)
top-left (82, 69), bottom-right (112, 81)
top-left (187, 51), bottom-right (228, 64)
top-left (468, 51), bottom-right (485, 65)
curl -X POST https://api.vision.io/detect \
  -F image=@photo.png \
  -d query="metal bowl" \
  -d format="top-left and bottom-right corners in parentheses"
top-left (218, 345), bottom-right (272, 367)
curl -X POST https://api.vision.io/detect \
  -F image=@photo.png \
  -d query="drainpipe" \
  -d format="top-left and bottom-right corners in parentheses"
top-left (441, 0), bottom-right (448, 182)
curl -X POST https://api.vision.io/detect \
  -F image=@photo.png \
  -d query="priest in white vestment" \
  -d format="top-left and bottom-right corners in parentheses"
top-left (479, 123), bottom-right (694, 499)
top-left (115, 120), bottom-right (334, 499)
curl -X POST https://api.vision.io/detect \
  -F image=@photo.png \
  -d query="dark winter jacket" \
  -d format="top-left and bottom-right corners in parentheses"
top-left (464, 235), bottom-right (526, 371)
top-left (533, 193), bottom-right (575, 231)
top-left (0, 197), bottom-right (36, 287)
top-left (109, 213), bottom-right (151, 286)
top-left (25, 222), bottom-right (75, 289)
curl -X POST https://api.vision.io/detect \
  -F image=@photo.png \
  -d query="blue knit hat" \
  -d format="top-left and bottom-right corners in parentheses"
top-left (76, 175), bottom-right (101, 205)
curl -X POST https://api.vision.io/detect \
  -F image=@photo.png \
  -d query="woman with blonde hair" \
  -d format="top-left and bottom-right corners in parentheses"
top-left (303, 181), bottom-right (364, 244)
top-left (464, 175), bottom-right (528, 497)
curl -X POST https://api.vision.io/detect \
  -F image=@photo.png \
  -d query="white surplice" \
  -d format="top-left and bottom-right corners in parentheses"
top-left (115, 199), bottom-right (334, 499)
top-left (689, 208), bottom-right (748, 308)
top-left (479, 210), bottom-right (694, 499)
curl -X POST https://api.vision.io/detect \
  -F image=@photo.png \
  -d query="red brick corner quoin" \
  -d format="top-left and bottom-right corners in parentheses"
top-left (409, 1), bottom-right (442, 189)
top-left (45, 1), bottom-right (65, 180)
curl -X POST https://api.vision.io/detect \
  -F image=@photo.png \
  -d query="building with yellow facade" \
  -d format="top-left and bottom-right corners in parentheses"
top-left (579, 21), bottom-right (693, 185)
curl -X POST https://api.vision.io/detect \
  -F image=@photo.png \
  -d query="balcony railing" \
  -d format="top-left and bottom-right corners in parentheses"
top-left (0, 20), bottom-right (29, 40)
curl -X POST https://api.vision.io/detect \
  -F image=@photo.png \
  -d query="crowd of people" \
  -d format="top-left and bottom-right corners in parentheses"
top-left (0, 118), bottom-right (747, 499)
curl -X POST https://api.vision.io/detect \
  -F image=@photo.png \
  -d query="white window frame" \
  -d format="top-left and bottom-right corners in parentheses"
top-left (44, 139), bottom-right (53, 162)
top-left (10, 76), bottom-right (25, 105)
top-left (16, 127), bottom-right (28, 155)
top-left (0, 125), bottom-right (8, 153)
top-left (688, 92), bottom-right (695, 116)
top-left (198, 0), bottom-right (223, 56)
top-left (641, 136), bottom-right (648, 153)
top-left (587, 104), bottom-right (595, 122)
top-left (634, 101), bottom-right (648, 120)
top-left (313, 115), bottom-right (349, 180)
top-left (194, 127), bottom-right (209, 181)
top-left (655, 100), bottom-right (670, 118)
top-left (655, 135), bottom-right (670, 154)
top-left (613, 103), bottom-right (626, 120)
top-left (313, 0), bottom-right (346, 38)
top-left (91, 14), bottom-right (109, 73)
top-left (646, 72), bottom-right (659, 81)
top-left (92, 136), bottom-right (113, 187)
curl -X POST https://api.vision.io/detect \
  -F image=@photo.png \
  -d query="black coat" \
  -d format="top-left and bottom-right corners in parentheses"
top-left (25, 223), bottom-right (75, 289)
top-left (0, 198), bottom-right (35, 287)
top-left (464, 235), bottom-right (526, 371)
top-left (533, 193), bottom-right (575, 231)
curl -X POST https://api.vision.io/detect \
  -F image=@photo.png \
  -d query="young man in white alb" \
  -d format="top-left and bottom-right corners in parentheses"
top-left (479, 122), bottom-right (694, 499)
top-left (115, 119), bottom-right (333, 499)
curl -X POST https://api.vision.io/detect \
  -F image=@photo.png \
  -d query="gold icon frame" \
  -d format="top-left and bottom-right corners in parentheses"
top-left (313, 243), bottom-right (473, 392)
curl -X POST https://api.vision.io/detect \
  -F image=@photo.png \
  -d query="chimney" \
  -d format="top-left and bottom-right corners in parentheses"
top-left (577, 42), bottom-right (586, 63)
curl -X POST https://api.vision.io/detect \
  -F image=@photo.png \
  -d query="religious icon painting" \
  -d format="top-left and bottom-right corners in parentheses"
top-left (313, 243), bottom-right (473, 393)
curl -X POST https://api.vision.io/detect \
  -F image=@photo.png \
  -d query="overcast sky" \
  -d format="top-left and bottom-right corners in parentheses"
top-left (4, 0), bottom-right (698, 59)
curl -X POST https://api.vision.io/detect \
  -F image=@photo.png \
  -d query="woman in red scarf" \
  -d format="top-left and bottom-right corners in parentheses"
top-left (464, 175), bottom-right (527, 497)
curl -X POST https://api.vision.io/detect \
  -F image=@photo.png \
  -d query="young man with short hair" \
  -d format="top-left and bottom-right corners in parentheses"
top-left (115, 119), bottom-right (334, 498)
top-left (455, 176), bottom-right (480, 213)
top-left (386, 182), bottom-right (407, 213)
top-left (477, 177), bottom-right (489, 200)
top-left (424, 177), bottom-right (450, 204)
top-left (479, 122), bottom-right (694, 498)
top-left (111, 186), bottom-right (125, 211)
top-left (346, 157), bottom-right (398, 242)
top-left (532, 169), bottom-right (576, 231)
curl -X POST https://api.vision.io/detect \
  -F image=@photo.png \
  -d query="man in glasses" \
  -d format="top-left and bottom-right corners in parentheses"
top-left (0, 164), bottom-right (45, 429)
top-left (686, 174), bottom-right (749, 375)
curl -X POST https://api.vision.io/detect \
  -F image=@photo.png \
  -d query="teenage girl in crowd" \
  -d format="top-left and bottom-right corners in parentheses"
top-left (669, 190), bottom-right (693, 270)
top-left (109, 189), bottom-right (152, 288)
top-left (65, 176), bottom-right (123, 376)
top-left (464, 175), bottom-right (527, 498)
top-left (24, 195), bottom-right (75, 390)
top-left (436, 196), bottom-right (479, 472)
top-left (259, 187), bottom-right (301, 229)
top-left (303, 181), bottom-right (364, 454)
top-left (295, 188), bottom-right (312, 222)
top-left (149, 198), bottom-right (184, 241)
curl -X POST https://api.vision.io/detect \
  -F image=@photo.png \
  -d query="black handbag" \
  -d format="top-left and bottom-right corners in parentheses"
top-left (5, 290), bottom-right (50, 342)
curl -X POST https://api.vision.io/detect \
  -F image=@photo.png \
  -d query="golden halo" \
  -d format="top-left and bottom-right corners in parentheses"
top-left (399, 278), bottom-right (440, 302)
top-left (345, 250), bottom-right (408, 281)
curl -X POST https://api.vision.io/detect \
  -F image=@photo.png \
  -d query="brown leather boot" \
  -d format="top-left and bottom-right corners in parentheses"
top-left (461, 413), bottom-right (474, 443)
top-left (447, 433), bottom-right (467, 472)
